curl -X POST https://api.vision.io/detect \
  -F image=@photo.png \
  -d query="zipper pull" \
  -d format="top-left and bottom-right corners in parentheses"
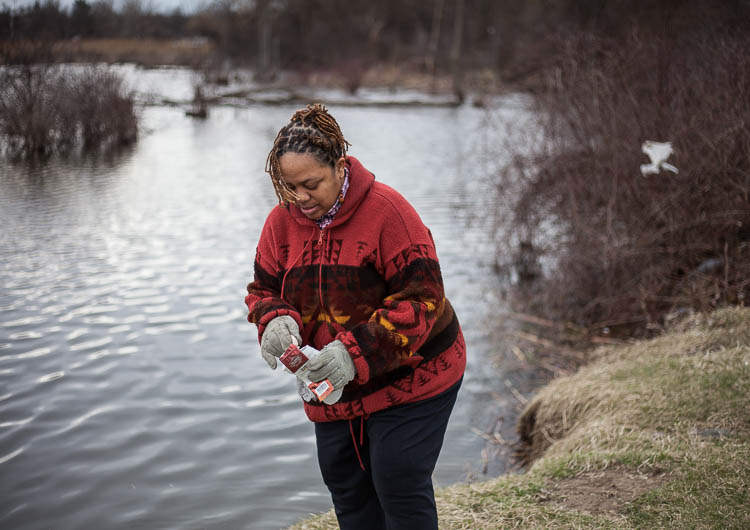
top-left (318, 229), bottom-right (324, 245)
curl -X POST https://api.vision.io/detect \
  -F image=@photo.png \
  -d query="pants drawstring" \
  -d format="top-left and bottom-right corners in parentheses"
top-left (349, 417), bottom-right (366, 471)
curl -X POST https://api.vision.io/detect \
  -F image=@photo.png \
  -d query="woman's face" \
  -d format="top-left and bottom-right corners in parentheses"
top-left (279, 152), bottom-right (346, 220)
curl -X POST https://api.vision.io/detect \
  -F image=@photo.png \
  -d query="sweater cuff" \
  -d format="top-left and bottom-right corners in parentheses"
top-left (336, 331), bottom-right (370, 384)
top-left (257, 309), bottom-right (303, 343)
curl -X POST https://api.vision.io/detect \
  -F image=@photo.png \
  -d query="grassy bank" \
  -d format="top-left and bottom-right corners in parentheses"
top-left (289, 307), bottom-right (750, 529)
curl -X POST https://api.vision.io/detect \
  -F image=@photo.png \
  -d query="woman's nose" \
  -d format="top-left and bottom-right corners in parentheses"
top-left (295, 190), bottom-right (310, 202)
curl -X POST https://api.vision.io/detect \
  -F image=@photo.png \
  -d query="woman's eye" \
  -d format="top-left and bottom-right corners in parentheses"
top-left (304, 183), bottom-right (319, 190)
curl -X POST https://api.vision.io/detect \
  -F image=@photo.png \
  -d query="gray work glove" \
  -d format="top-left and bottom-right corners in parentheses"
top-left (260, 315), bottom-right (301, 370)
top-left (296, 377), bottom-right (316, 402)
top-left (306, 340), bottom-right (356, 390)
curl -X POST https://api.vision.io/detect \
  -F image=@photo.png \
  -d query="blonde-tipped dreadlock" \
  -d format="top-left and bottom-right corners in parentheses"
top-left (265, 103), bottom-right (351, 205)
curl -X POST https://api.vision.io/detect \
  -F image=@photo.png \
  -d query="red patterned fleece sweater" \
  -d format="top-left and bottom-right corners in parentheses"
top-left (245, 156), bottom-right (466, 422)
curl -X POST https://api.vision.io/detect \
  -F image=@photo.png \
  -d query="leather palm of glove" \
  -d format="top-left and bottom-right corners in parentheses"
top-left (260, 315), bottom-right (301, 370)
top-left (306, 340), bottom-right (356, 390)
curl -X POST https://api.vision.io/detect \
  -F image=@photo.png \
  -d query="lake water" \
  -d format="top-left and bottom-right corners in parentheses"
top-left (0, 67), bottom-right (538, 529)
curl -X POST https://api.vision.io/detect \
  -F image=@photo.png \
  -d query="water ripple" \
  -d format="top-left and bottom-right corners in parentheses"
top-left (52, 405), bottom-right (119, 436)
top-left (66, 327), bottom-right (89, 340)
top-left (188, 332), bottom-right (207, 343)
top-left (37, 371), bottom-right (65, 384)
top-left (1, 316), bottom-right (47, 327)
top-left (0, 346), bottom-right (53, 361)
top-left (69, 337), bottom-right (112, 352)
top-left (9, 330), bottom-right (43, 340)
top-left (0, 446), bottom-right (24, 465)
top-left (0, 415), bottom-right (34, 428)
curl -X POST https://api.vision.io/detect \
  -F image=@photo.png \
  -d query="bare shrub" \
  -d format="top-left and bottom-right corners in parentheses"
top-left (494, 26), bottom-right (750, 336)
top-left (62, 66), bottom-right (138, 150)
top-left (0, 46), bottom-right (137, 158)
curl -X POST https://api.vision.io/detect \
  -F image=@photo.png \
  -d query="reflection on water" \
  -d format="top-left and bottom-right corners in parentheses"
top-left (0, 88), bottom-right (536, 529)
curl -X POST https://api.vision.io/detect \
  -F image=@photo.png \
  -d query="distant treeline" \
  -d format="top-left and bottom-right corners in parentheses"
top-left (6, 0), bottom-right (749, 76)
top-left (2, 1), bottom-right (192, 41)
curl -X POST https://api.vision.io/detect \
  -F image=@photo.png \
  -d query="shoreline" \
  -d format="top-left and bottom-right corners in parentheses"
top-left (16, 38), bottom-right (511, 107)
top-left (289, 307), bottom-right (750, 529)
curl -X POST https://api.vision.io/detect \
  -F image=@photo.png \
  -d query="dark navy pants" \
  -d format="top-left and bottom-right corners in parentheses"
top-left (314, 379), bottom-right (461, 530)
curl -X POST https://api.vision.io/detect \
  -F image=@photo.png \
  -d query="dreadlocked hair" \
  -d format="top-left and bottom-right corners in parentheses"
top-left (265, 103), bottom-right (351, 205)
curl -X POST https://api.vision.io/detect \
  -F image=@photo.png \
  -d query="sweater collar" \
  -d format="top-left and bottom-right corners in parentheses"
top-left (313, 167), bottom-right (349, 229)
top-left (287, 156), bottom-right (374, 228)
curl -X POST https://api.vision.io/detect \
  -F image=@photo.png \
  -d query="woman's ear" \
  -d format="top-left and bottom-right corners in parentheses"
top-left (335, 156), bottom-right (346, 179)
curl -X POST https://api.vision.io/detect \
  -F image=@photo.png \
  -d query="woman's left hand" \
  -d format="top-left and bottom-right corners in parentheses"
top-left (307, 340), bottom-right (356, 390)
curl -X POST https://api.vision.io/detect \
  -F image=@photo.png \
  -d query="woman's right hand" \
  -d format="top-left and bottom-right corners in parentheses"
top-left (260, 315), bottom-right (302, 369)
top-left (306, 340), bottom-right (356, 390)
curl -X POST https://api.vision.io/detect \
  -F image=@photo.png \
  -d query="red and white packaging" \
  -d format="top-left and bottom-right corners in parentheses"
top-left (279, 343), bottom-right (335, 402)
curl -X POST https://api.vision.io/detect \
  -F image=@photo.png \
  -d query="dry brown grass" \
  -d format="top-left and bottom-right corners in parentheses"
top-left (53, 38), bottom-right (216, 67)
top-left (519, 308), bottom-right (750, 465)
top-left (292, 62), bottom-right (502, 96)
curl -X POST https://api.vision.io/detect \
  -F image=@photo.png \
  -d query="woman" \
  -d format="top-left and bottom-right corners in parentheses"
top-left (245, 104), bottom-right (466, 530)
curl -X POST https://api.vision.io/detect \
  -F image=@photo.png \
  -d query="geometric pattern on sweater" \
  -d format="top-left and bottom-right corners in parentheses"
top-left (245, 155), bottom-right (466, 422)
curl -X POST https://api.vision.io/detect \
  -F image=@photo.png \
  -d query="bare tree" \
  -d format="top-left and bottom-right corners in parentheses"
top-left (426, 0), bottom-right (445, 84)
top-left (255, 0), bottom-right (274, 81)
top-left (449, 0), bottom-right (464, 100)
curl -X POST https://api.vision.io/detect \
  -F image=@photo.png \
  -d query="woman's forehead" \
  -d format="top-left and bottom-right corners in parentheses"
top-left (279, 152), bottom-right (332, 181)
